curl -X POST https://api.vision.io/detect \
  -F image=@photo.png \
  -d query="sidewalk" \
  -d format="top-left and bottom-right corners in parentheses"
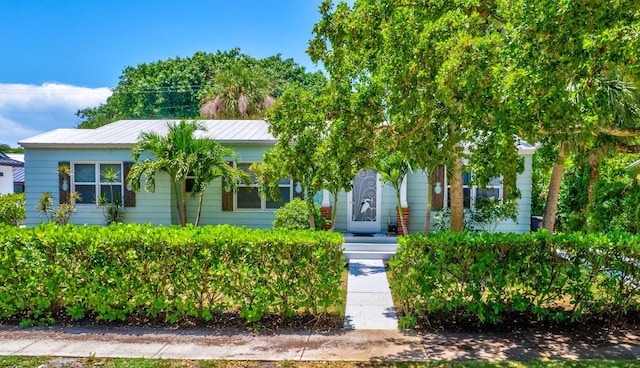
top-left (2, 325), bottom-right (640, 361)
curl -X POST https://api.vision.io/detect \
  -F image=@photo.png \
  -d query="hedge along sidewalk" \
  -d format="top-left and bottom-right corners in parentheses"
top-left (0, 223), bottom-right (345, 326)
top-left (389, 231), bottom-right (640, 326)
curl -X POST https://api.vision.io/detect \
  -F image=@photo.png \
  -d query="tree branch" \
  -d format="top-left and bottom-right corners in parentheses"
top-left (615, 143), bottom-right (640, 154)
top-left (600, 127), bottom-right (640, 137)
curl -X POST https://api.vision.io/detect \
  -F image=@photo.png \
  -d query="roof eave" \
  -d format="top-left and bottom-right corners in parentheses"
top-left (20, 141), bottom-right (277, 149)
top-left (19, 143), bottom-right (136, 149)
top-left (219, 140), bottom-right (276, 145)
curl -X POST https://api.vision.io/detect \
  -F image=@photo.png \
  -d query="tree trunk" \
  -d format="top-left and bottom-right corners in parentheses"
top-left (331, 192), bottom-right (338, 231)
top-left (181, 181), bottom-right (188, 226)
top-left (423, 168), bottom-right (434, 234)
top-left (195, 191), bottom-right (205, 227)
top-left (307, 190), bottom-right (316, 230)
top-left (450, 155), bottom-right (465, 232)
top-left (587, 151), bottom-right (601, 207)
top-left (172, 180), bottom-right (184, 226)
top-left (542, 142), bottom-right (567, 232)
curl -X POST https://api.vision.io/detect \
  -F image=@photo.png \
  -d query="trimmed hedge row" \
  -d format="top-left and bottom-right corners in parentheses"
top-left (0, 193), bottom-right (25, 226)
top-left (389, 231), bottom-right (640, 326)
top-left (0, 223), bottom-right (345, 326)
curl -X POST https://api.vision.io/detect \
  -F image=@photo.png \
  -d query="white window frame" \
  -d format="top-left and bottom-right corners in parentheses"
top-left (234, 162), bottom-right (302, 212)
top-left (445, 170), bottom-right (503, 210)
top-left (71, 162), bottom-right (124, 206)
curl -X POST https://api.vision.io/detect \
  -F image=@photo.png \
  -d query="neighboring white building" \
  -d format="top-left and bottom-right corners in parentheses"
top-left (0, 152), bottom-right (24, 195)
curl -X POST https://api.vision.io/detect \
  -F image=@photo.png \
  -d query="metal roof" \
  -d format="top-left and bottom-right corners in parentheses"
top-left (12, 167), bottom-right (24, 183)
top-left (19, 119), bottom-right (276, 148)
top-left (0, 152), bottom-right (24, 167)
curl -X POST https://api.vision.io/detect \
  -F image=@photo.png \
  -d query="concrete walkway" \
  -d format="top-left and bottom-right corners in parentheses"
top-left (344, 259), bottom-right (398, 330)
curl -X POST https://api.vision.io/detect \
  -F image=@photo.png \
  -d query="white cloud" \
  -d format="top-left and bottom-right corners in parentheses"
top-left (0, 116), bottom-right (42, 146)
top-left (0, 83), bottom-right (112, 109)
top-left (0, 83), bottom-right (112, 146)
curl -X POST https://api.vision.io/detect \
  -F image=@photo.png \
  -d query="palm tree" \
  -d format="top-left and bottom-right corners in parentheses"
top-left (199, 64), bottom-right (275, 119)
top-left (128, 120), bottom-right (245, 226)
top-left (190, 139), bottom-right (251, 226)
top-left (376, 151), bottom-right (412, 236)
top-left (541, 70), bottom-right (640, 232)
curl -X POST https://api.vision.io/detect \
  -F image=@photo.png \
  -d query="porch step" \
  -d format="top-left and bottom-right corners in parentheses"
top-left (343, 234), bottom-right (399, 244)
top-left (342, 233), bottom-right (399, 261)
top-left (343, 242), bottom-right (398, 253)
top-left (343, 250), bottom-right (397, 261)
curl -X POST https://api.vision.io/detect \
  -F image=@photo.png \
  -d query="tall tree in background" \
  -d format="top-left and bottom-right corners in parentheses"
top-left (77, 49), bottom-right (326, 128)
top-left (199, 64), bottom-right (275, 119)
top-left (500, 0), bottom-right (640, 232)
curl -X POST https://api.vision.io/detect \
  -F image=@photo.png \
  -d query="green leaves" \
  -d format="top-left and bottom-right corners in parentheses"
top-left (0, 224), bottom-right (344, 327)
top-left (77, 50), bottom-right (326, 128)
top-left (0, 193), bottom-right (25, 226)
top-left (390, 230), bottom-right (640, 327)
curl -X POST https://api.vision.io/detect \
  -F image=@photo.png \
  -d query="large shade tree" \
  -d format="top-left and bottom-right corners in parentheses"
top-left (499, 0), bottom-right (640, 232)
top-left (308, 0), bottom-right (523, 232)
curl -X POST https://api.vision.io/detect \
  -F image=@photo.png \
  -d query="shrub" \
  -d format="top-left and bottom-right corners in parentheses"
top-left (37, 191), bottom-right (81, 225)
top-left (389, 231), bottom-right (640, 327)
top-left (0, 223), bottom-right (344, 326)
top-left (273, 198), bottom-right (327, 230)
top-left (0, 193), bottom-right (25, 226)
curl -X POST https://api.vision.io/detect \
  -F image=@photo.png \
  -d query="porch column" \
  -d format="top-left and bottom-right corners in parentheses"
top-left (396, 176), bottom-right (410, 235)
top-left (321, 189), bottom-right (331, 207)
top-left (400, 176), bottom-right (408, 208)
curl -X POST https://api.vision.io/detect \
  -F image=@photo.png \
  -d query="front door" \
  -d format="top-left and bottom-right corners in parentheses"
top-left (347, 169), bottom-right (382, 233)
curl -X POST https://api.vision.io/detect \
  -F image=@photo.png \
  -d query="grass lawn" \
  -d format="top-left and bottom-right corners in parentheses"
top-left (3, 357), bottom-right (640, 367)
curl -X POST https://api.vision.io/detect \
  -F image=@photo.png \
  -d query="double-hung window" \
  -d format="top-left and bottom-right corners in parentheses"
top-left (447, 171), bottom-right (502, 209)
top-left (73, 163), bottom-right (123, 204)
top-left (235, 162), bottom-right (303, 210)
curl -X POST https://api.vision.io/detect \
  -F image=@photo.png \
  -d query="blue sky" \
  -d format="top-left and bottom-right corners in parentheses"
top-left (0, 0), bottom-right (326, 146)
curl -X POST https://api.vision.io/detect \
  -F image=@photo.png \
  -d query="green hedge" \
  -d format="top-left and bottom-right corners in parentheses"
top-left (0, 223), bottom-right (344, 326)
top-left (389, 231), bottom-right (640, 326)
top-left (0, 193), bottom-right (25, 226)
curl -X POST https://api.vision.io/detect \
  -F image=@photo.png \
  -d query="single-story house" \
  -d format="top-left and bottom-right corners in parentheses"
top-left (19, 119), bottom-right (535, 233)
top-left (0, 152), bottom-right (24, 195)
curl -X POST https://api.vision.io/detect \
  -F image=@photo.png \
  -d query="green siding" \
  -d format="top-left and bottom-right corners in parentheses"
top-left (24, 148), bottom-right (171, 226)
top-left (23, 143), bottom-right (534, 233)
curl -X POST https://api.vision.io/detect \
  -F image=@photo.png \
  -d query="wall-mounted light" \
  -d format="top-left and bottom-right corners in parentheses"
top-left (126, 183), bottom-right (133, 191)
top-left (295, 181), bottom-right (303, 194)
top-left (62, 178), bottom-right (68, 192)
top-left (434, 182), bottom-right (442, 195)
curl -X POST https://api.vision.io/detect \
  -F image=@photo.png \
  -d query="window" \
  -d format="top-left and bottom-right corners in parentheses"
top-left (447, 171), bottom-right (502, 210)
top-left (72, 163), bottom-right (123, 204)
top-left (235, 162), bottom-right (303, 211)
top-left (185, 177), bottom-right (196, 193)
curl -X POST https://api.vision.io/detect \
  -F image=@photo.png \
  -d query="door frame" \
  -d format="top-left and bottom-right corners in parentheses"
top-left (347, 169), bottom-right (382, 233)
